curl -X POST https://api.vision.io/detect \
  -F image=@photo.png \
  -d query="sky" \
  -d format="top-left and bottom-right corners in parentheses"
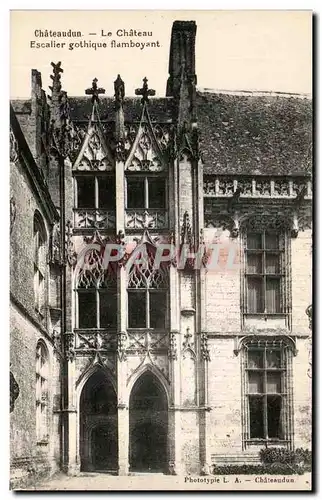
top-left (10, 10), bottom-right (312, 99)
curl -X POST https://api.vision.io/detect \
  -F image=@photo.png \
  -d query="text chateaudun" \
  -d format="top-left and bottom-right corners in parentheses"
top-left (33, 29), bottom-right (154, 38)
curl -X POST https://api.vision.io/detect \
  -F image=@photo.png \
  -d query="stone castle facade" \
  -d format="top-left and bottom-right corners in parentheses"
top-left (10, 20), bottom-right (312, 487)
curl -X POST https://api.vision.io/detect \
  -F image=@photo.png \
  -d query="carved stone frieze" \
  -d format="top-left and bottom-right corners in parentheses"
top-left (125, 209), bottom-right (168, 230)
top-left (127, 331), bottom-right (169, 353)
top-left (204, 175), bottom-right (312, 200)
top-left (75, 330), bottom-right (117, 351)
top-left (74, 209), bottom-right (116, 230)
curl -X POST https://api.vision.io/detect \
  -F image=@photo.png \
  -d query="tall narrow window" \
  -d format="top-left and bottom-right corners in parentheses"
top-left (242, 339), bottom-right (294, 447)
top-left (76, 247), bottom-right (117, 329)
top-left (33, 213), bottom-right (47, 315)
top-left (36, 341), bottom-right (49, 443)
top-left (127, 245), bottom-right (168, 329)
top-left (245, 232), bottom-right (285, 314)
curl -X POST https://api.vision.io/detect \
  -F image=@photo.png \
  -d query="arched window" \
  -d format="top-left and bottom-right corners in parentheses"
top-left (33, 212), bottom-right (47, 315)
top-left (36, 341), bottom-right (49, 443)
top-left (76, 247), bottom-right (117, 329)
top-left (127, 244), bottom-right (169, 329)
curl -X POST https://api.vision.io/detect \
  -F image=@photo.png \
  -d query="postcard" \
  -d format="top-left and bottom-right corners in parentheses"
top-left (10, 10), bottom-right (312, 491)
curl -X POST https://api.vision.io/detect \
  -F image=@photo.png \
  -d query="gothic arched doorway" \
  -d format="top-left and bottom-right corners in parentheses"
top-left (129, 371), bottom-right (168, 473)
top-left (80, 370), bottom-right (118, 472)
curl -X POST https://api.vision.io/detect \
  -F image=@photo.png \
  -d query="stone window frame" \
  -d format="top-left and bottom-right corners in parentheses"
top-left (127, 245), bottom-right (169, 330)
top-left (73, 173), bottom-right (116, 210)
top-left (240, 218), bottom-right (292, 328)
top-left (241, 337), bottom-right (295, 450)
top-left (125, 173), bottom-right (167, 210)
top-left (33, 211), bottom-right (47, 317)
top-left (36, 340), bottom-right (50, 444)
top-left (75, 246), bottom-right (117, 330)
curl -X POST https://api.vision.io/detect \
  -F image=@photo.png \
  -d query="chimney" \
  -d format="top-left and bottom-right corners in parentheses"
top-left (166, 21), bottom-right (197, 98)
top-left (166, 21), bottom-right (197, 129)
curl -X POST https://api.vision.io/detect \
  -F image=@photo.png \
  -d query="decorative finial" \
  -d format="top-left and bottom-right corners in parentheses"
top-left (85, 77), bottom-right (105, 103)
top-left (49, 61), bottom-right (63, 94)
top-left (135, 77), bottom-right (155, 104)
top-left (114, 74), bottom-right (125, 109)
top-left (51, 61), bottom-right (63, 77)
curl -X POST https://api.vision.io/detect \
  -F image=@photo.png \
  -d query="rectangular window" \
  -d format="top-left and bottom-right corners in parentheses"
top-left (99, 291), bottom-right (117, 328)
top-left (245, 232), bottom-right (284, 314)
top-left (78, 290), bottom-right (96, 328)
top-left (245, 346), bottom-right (288, 442)
top-left (75, 175), bottom-right (115, 209)
top-left (126, 176), bottom-right (166, 209)
top-left (98, 177), bottom-right (116, 209)
top-left (77, 290), bottom-right (117, 329)
top-left (77, 177), bottom-right (95, 208)
top-left (127, 178), bottom-right (145, 209)
top-left (128, 290), bottom-right (167, 329)
top-left (128, 291), bottom-right (146, 328)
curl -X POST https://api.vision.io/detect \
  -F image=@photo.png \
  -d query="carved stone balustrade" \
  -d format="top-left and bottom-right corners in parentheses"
top-left (74, 329), bottom-right (117, 352)
top-left (127, 330), bottom-right (169, 353)
top-left (74, 209), bottom-right (116, 230)
top-left (125, 209), bottom-right (168, 230)
top-left (203, 176), bottom-right (312, 199)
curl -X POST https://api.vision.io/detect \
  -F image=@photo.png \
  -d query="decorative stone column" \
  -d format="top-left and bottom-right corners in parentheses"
top-left (168, 265), bottom-right (182, 475)
top-left (64, 333), bottom-right (80, 474)
top-left (117, 266), bottom-right (129, 475)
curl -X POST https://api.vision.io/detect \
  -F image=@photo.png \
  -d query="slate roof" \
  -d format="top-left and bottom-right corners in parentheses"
top-left (11, 89), bottom-right (312, 176)
top-left (68, 97), bottom-right (174, 123)
top-left (196, 91), bottom-right (312, 176)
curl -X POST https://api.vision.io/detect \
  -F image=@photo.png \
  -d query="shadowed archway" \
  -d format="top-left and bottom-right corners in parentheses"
top-left (80, 370), bottom-right (118, 472)
top-left (129, 371), bottom-right (168, 473)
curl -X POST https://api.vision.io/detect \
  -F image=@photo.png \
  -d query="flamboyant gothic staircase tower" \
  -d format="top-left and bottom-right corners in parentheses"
top-left (46, 20), bottom-right (212, 476)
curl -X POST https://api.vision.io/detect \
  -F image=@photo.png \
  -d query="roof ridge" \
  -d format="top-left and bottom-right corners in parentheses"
top-left (198, 87), bottom-right (311, 98)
